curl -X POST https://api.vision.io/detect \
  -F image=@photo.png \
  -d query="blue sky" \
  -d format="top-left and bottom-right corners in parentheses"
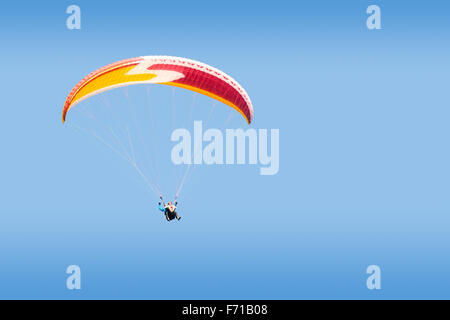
top-left (0, 0), bottom-right (450, 299)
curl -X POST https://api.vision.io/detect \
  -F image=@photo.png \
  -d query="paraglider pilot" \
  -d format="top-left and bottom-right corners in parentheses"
top-left (158, 196), bottom-right (181, 221)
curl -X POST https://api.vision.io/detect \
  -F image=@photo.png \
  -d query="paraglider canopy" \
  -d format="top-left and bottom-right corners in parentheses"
top-left (62, 56), bottom-right (253, 124)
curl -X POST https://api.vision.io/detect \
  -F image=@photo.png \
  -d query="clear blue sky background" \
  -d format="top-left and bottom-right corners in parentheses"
top-left (0, 0), bottom-right (450, 299)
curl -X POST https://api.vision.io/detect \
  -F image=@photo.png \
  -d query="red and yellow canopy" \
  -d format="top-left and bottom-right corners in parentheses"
top-left (62, 56), bottom-right (253, 124)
